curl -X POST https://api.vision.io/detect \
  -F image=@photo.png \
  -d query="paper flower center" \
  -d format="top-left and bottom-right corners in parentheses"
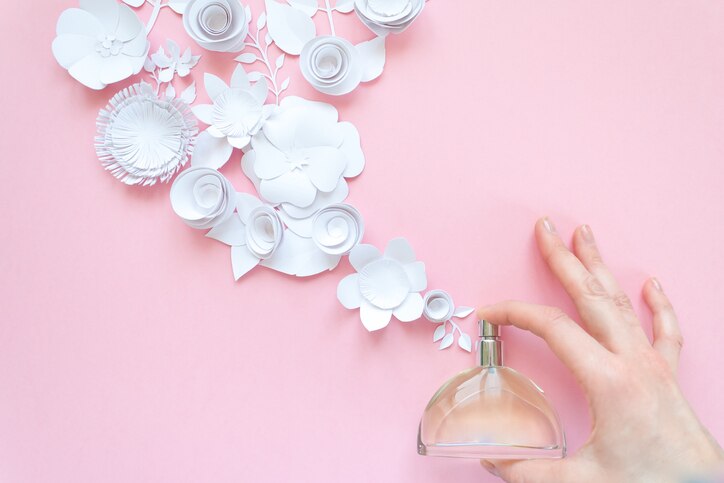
top-left (312, 205), bottom-right (363, 255)
top-left (359, 259), bottom-right (410, 309)
top-left (312, 45), bottom-right (345, 80)
top-left (199, 2), bottom-right (232, 35)
top-left (193, 174), bottom-right (224, 210)
top-left (96, 34), bottom-right (123, 58)
top-left (245, 206), bottom-right (282, 259)
top-left (212, 90), bottom-right (262, 138)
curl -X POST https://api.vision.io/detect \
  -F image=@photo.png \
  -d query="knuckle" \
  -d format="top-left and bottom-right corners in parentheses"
top-left (612, 292), bottom-right (634, 312)
top-left (582, 274), bottom-right (608, 298)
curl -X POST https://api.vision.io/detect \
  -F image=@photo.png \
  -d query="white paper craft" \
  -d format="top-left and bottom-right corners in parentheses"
top-left (337, 238), bottom-right (427, 331)
top-left (96, 82), bottom-right (198, 186)
top-left (182, 0), bottom-right (250, 52)
top-left (170, 166), bottom-right (236, 229)
top-left (424, 289), bottom-right (475, 352)
top-left (191, 65), bottom-right (274, 170)
top-left (148, 39), bottom-right (200, 81)
top-left (354, 0), bottom-right (425, 36)
top-left (241, 96), bottom-right (365, 222)
top-left (311, 204), bottom-right (363, 254)
top-left (264, 0), bottom-right (316, 55)
top-left (52, 0), bottom-right (150, 90)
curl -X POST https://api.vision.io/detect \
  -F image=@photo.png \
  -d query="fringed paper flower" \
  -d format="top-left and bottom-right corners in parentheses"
top-left (354, 0), bottom-right (424, 36)
top-left (96, 83), bottom-right (198, 186)
top-left (52, 0), bottom-right (149, 90)
top-left (191, 65), bottom-right (273, 170)
top-left (241, 96), bottom-right (365, 220)
top-left (170, 167), bottom-right (236, 229)
top-left (182, 0), bottom-right (249, 52)
top-left (337, 238), bottom-right (427, 331)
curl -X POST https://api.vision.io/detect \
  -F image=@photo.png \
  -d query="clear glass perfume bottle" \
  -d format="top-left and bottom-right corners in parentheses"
top-left (417, 320), bottom-right (566, 459)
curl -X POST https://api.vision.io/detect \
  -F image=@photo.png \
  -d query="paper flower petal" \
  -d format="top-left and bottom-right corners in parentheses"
top-left (356, 35), bottom-right (386, 82)
top-left (52, 34), bottom-right (97, 68)
top-left (349, 244), bottom-right (381, 271)
top-left (231, 245), bottom-right (260, 280)
top-left (230, 63), bottom-right (251, 89)
top-left (384, 237), bottom-right (416, 264)
top-left (260, 171), bottom-right (317, 207)
top-left (56, 8), bottom-right (104, 37)
top-left (403, 261), bottom-right (427, 292)
top-left (192, 104), bottom-right (214, 125)
top-left (192, 131), bottom-right (234, 169)
top-left (337, 273), bottom-right (362, 309)
top-left (360, 300), bottom-right (392, 331)
top-left (393, 292), bottom-right (424, 322)
top-left (204, 72), bottom-right (229, 101)
top-left (265, 0), bottom-right (316, 55)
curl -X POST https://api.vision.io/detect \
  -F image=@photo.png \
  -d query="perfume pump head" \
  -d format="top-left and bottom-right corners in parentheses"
top-left (478, 320), bottom-right (503, 367)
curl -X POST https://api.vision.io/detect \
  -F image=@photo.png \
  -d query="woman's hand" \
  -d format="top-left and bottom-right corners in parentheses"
top-left (477, 218), bottom-right (724, 483)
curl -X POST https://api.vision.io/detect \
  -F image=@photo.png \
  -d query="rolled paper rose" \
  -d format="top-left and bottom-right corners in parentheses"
top-left (423, 290), bottom-right (455, 323)
top-left (300, 36), bottom-right (363, 96)
top-left (312, 204), bottom-right (364, 255)
top-left (244, 204), bottom-right (283, 259)
top-left (170, 167), bottom-right (236, 229)
top-left (354, 0), bottom-right (425, 36)
top-left (183, 0), bottom-right (248, 53)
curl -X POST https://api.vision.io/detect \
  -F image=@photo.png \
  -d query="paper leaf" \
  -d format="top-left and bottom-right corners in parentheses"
top-left (165, 83), bottom-right (176, 99)
top-left (458, 333), bottom-right (472, 352)
top-left (207, 215), bottom-right (246, 246)
top-left (357, 36), bottom-right (386, 83)
top-left (288, 0), bottom-right (318, 16)
top-left (261, 231), bottom-right (339, 277)
top-left (122, 0), bottom-right (145, 7)
top-left (432, 324), bottom-right (446, 342)
top-left (245, 5), bottom-right (252, 23)
top-left (168, 0), bottom-right (188, 14)
top-left (335, 0), bottom-right (354, 13)
top-left (439, 333), bottom-right (454, 350)
top-left (231, 246), bottom-right (260, 280)
top-left (265, 0), bottom-right (316, 55)
top-left (280, 77), bottom-right (290, 91)
top-left (265, 33), bottom-right (273, 46)
top-left (453, 306), bottom-right (475, 318)
top-left (179, 81), bottom-right (197, 104)
top-left (257, 11), bottom-right (267, 31)
top-left (275, 54), bottom-right (286, 69)
top-left (236, 53), bottom-right (258, 64)
top-left (143, 56), bottom-right (156, 73)
top-left (247, 71), bottom-right (264, 82)
top-left (191, 131), bottom-right (234, 169)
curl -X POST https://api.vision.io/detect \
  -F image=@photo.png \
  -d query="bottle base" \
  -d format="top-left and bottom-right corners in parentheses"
top-left (418, 442), bottom-right (566, 460)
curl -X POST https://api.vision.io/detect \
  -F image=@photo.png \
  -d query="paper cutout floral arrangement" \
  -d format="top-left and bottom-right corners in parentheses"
top-left (51, 0), bottom-right (475, 351)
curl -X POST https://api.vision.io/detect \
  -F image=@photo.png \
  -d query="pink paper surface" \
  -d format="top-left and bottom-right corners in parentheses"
top-left (1, 1), bottom-right (723, 482)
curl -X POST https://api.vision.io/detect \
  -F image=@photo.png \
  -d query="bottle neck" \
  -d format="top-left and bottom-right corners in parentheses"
top-left (478, 337), bottom-right (503, 367)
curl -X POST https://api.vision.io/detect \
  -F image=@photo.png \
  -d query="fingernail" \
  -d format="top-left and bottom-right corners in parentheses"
top-left (543, 217), bottom-right (557, 234)
top-left (581, 224), bottom-right (595, 243)
top-left (651, 277), bottom-right (663, 292)
top-left (480, 460), bottom-right (500, 477)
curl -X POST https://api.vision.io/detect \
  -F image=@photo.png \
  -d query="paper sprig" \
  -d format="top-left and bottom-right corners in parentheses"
top-left (423, 290), bottom-right (475, 352)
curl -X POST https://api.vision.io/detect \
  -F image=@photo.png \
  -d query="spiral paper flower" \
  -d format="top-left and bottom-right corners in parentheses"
top-left (300, 36), bottom-right (363, 96)
top-left (182, 0), bottom-right (249, 52)
top-left (170, 167), bottom-right (236, 229)
top-left (354, 0), bottom-right (424, 36)
top-left (422, 290), bottom-right (455, 323)
top-left (312, 204), bottom-right (364, 255)
top-left (96, 83), bottom-right (198, 186)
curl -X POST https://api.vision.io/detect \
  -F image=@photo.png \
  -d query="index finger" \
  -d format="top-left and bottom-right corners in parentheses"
top-left (478, 301), bottom-right (610, 387)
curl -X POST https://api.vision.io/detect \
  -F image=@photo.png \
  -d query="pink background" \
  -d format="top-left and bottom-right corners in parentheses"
top-left (1, 1), bottom-right (723, 481)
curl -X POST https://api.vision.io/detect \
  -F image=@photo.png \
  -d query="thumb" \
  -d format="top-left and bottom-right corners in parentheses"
top-left (481, 459), bottom-right (567, 482)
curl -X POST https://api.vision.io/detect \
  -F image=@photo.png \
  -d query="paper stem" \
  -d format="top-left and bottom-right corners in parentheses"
top-left (145, 0), bottom-right (163, 34)
top-left (324, 0), bottom-right (336, 36)
top-left (246, 29), bottom-right (281, 105)
top-left (448, 319), bottom-right (462, 336)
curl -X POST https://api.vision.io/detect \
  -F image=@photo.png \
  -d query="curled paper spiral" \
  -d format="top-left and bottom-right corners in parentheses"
top-left (244, 205), bottom-right (283, 259)
top-left (423, 290), bottom-right (455, 323)
top-left (300, 36), bottom-right (363, 96)
top-left (354, 0), bottom-right (425, 36)
top-left (312, 204), bottom-right (364, 255)
top-left (183, 0), bottom-right (248, 53)
top-left (170, 167), bottom-right (236, 229)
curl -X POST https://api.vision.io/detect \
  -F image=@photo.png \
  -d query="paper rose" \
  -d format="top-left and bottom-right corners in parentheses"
top-left (337, 238), bottom-right (427, 331)
top-left (191, 65), bottom-right (273, 169)
top-left (96, 83), bottom-right (198, 186)
top-left (182, 0), bottom-right (249, 53)
top-left (354, 0), bottom-right (424, 36)
top-left (52, 0), bottom-right (150, 90)
top-left (170, 167), bottom-right (236, 229)
top-left (311, 204), bottom-right (364, 255)
top-left (423, 290), bottom-right (455, 323)
top-left (241, 96), bottom-right (365, 219)
top-left (300, 36), bottom-right (363, 96)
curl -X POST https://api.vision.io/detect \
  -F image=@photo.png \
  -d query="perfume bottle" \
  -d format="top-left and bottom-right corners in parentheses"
top-left (417, 320), bottom-right (566, 459)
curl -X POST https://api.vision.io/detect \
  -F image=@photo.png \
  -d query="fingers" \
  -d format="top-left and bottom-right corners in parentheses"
top-left (643, 278), bottom-right (683, 374)
top-left (535, 218), bottom-right (633, 351)
top-left (477, 301), bottom-right (609, 388)
top-left (482, 459), bottom-right (574, 483)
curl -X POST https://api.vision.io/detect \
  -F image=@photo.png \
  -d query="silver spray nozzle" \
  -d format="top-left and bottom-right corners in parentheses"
top-left (478, 320), bottom-right (503, 367)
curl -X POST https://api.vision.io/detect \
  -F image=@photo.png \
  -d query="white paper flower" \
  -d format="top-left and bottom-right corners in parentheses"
top-left (150, 40), bottom-right (201, 81)
top-left (423, 290), bottom-right (455, 323)
top-left (311, 204), bottom-right (364, 255)
top-left (170, 167), bottom-right (236, 229)
top-left (182, 0), bottom-right (249, 52)
top-left (52, 0), bottom-right (150, 90)
top-left (241, 96), bottom-right (365, 217)
top-left (354, 0), bottom-right (424, 36)
top-left (300, 36), bottom-right (363, 96)
top-left (191, 65), bottom-right (272, 170)
top-left (337, 238), bottom-right (427, 331)
top-left (96, 83), bottom-right (198, 186)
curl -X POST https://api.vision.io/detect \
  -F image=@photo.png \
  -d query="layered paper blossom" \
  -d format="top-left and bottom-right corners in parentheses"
top-left (96, 83), bottom-right (198, 186)
top-left (300, 36), bottom-right (363, 96)
top-left (241, 96), bottom-right (365, 220)
top-left (354, 0), bottom-right (424, 36)
top-left (337, 238), bottom-right (427, 331)
top-left (52, 0), bottom-right (149, 90)
top-left (182, 0), bottom-right (249, 52)
top-left (170, 167), bottom-right (236, 229)
top-left (191, 65), bottom-right (273, 169)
